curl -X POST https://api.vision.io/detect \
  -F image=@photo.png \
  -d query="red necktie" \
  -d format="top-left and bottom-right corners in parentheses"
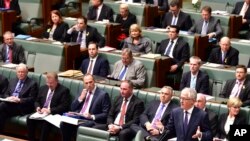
top-left (5, 0), bottom-right (11, 9)
top-left (119, 99), bottom-right (128, 125)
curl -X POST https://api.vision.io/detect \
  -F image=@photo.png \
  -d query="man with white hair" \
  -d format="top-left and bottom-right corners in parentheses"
top-left (0, 63), bottom-right (38, 133)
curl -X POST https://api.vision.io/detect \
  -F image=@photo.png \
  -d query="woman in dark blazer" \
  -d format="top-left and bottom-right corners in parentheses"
top-left (43, 10), bottom-right (69, 42)
top-left (213, 98), bottom-right (247, 141)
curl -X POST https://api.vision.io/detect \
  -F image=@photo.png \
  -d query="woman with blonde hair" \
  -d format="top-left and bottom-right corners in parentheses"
top-left (122, 24), bottom-right (152, 54)
top-left (213, 97), bottom-right (247, 141)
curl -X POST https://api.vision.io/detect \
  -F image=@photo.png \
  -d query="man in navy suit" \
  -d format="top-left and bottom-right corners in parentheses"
top-left (159, 88), bottom-right (212, 141)
top-left (156, 25), bottom-right (190, 88)
top-left (87, 0), bottom-right (114, 22)
top-left (60, 74), bottom-right (111, 141)
top-left (130, 86), bottom-right (179, 141)
top-left (180, 56), bottom-right (209, 94)
top-left (94, 80), bottom-right (144, 141)
top-left (219, 65), bottom-right (250, 107)
top-left (189, 6), bottom-right (223, 40)
top-left (0, 63), bottom-right (38, 133)
top-left (80, 42), bottom-right (109, 77)
top-left (27, 72), bottom-right (71, 141)
top-left (208, 37), bottom-right (239, 66)
top-left (232, 0), bottom-right (250, 31)
top-left (0, 0), bottom-right (21, 15)
top-left (0, 74), bottom-right (8, 98)
top-left (162, 0), bottom-right (192, 31)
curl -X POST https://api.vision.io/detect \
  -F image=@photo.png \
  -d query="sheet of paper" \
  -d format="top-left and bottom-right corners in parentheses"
top-left (29, 112), bottom-right (48, 120)
top-left (0, 98), bottom-right (14, 102)
top-left (61, 115), bottom-right (83, 125)
top-left (203, 63), bottom-right (223, 68)
top-left (140, 54), bottom-right (161, 59)
top-left (58, 70), bottom-right (83, 77)
top-left (44, 114), bottom-right (62, 128)
top-left (1, 63), bottom-right (18, 69)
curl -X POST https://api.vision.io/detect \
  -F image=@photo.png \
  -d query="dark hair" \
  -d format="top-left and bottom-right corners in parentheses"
top-left (88, 41), bottom-right (99, 49)
top-left (121, 80), bottom-right (134, 89)
top-left (169, 25), bottom-right (180, 33)
top-left (236, 65), bottom-right (247, 73)
top-left (201, 6), bottom-right (212, 14)
top-left (78, 16), bottom-right (88, 25)
top-left (169, 0), bottom-right (180, 8)
top-left (48, 10), bottom-right (63, 26)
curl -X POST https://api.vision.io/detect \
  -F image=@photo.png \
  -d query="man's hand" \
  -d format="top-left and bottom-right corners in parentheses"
top-left (192, 126), bottom-right (202, 139)
top-left (79, 89), bottom-right (87, 100)
top-left (108, 124), bottom-right (121, 135)
top-left (40, 108), bottom-right (51, 115)
top-left (149, 128), bottom-right (160, 136)
top-left (7, 96), bottom-right (20, 103)
top-left (170, 64), bottom-right (178, 72)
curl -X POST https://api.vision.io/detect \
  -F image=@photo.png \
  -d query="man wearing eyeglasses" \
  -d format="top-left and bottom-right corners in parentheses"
top-left (159, 87), bottom-right (212, 141)
top-left (130, 86), bottom-right (179, 141)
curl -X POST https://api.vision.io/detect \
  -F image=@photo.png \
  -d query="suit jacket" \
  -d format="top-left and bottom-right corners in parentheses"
top-left (162, 11), bottom-right (192, 31)
top-left (43, 22), bottom-right (69, 42)
top-left (205, 108), bottom-right (218, 137)
top-left (208, 47), bottom-right (239, 66)
top-left (189, 16), bottom-right (223, 39)
top-left (180, 70), bottom-right (209, 94)
top-left (80, 56), bottom-right (109, 77)
top-left (215, 112), bottom-right (246, 139)
top-left (115, 12), bottom-right (137, 36)
top-left (232, 1), bottom-right (250, 30)
top-left (71, 87), bottom-right (111, 124)
top-left (4, 77), bottom-right (38, 114)
top-left (140, 100), bottom-right (178, 126)
top-left (219, 79), bottom-right (250, 107)
top-left (0, 0), bottom-right (21, 15)
top-left (87, 4), bottom-right (114, 22)
top-left (65, 25), bottom-right (105, 47)
top-left (159, 107), bottom-right (212, 141)
top-left (0, 74), bottom-right (8, 97)
top-left (146, 0), bottom-right (169, 11)
top-left (110, 59), bottom-right (146, 88)
top-left (34, 83), bottom-right (70, 115)
top-left (107, 95), bottom-right (144, 129)
top-left (0, 42), bottom-right (26, 64)
top-left (156, 37), bottom-right (190, 69)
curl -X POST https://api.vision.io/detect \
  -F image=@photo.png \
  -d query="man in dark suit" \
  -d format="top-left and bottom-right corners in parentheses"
top-left (0, 74), bottom-right (8, 98)
top-left (156, 25), bottom-right (190, 88)
top-left (87, 0), bottom-right (114, 22)
top-left (195, 94), bottom-right (218, 137)
top-left (232, 0), bottom-right (250, 31)
top-left (146, 0), bottom-right (169, 11)
top-left (130, 86), bottom-right (179, 141)
top-left (0, 0), bottom-right (21, 15)
top-left (80, 42), bottom-right (109, 77)
top-left (189, 6), bottom-right (223, 40)
top-left (27, 72), bottom-right (71, 141)
top-left (66, 16), bottom-right (105, 49)
top-left (0, 31), bottom-right (26, 64)
top-left (94, 80), bottom-right (144, 141)
top-left (208, 36), bottom-right (239, 66)
top-left (219, 65), bottom-right (250, 107)
top-left (0, 63), bottom-right (38, 133)
top-left (159, 88), bottom-right (212, 141)
top-left (180, 56), bottom-right (209, 94)
top-left (162, 0), bottom-right (192, 31)
top-left (60, 74), bottom-right (111, 141)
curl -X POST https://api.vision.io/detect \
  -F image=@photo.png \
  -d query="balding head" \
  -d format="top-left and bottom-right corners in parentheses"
top-left (195, 94), bottom-right (207, 110)
top-left (219, 36), bottom-right (231, 52)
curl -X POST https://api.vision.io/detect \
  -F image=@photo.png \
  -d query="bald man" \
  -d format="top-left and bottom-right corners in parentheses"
top-left (195, 94), bottom-right (218, 137)
top-left (207, 36), bottom-right (239, 66)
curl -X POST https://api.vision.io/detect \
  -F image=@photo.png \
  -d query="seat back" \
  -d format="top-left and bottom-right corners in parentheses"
top-left (76, 126), bottom-right (110, 141)
top-left (200, 0), bottom-right (237, 13)
top-left (231, 39), bottom-right (250, 66)
top-left (19, 0), bottom-right (43, 21)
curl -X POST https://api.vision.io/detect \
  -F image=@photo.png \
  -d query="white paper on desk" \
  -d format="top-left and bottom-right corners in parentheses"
top-left (140, 53), bottom-right (161, 59)
top-left (168, 137), bottom-right (177, 141)
top-left (238, 39), bottom-right (250, 43)
top-left (52, 41), bottom-right (63, 45)
top-left (1, 63), bottom-right (18, 68)
top-left (26, 37), bottom-right (37, 41)
top-left (95, 21), bottom-right (108, 24)
top-left (153, 28), bottom-right (168, 32)
top-left (44, 114), bottom-right (62, 128)
top-left (2, 139), bottom-right (13, 141)
top-left (99, 46), bottom-right (116, 52)
top-left (212, 10), bottom-right (229, 15)
top-left (29, 112), bottom-right (49, 120)
top-left (58, 70), bottom-right (83, 77)
top-left (64, 17), bottom-right (77, 21)
top-left (61, 115), bottom-right (85, 125)
top-left (0, 98), bottom-right (15, 102)
top-left (203, 63), bottom-right (223, 68)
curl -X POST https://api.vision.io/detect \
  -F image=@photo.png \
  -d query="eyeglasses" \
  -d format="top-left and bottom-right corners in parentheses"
top-left (160, 92), bottom-right (170, 96)
top-left (180, 97), bottom-right (193, 101)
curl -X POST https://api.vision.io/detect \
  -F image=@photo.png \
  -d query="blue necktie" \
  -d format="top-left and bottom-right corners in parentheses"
top-left (183, 111), bottom-right (189, 134)
top-left (77, 31), bottom-right (83, 44)
top-left (201, 21), bottom-right (208, 35)
top-left (12, 80), bottom-right (24, 97)
top-left (190, 76), bottom-right (196, 89)
top-left (43, 91), bottom-right (54, 108)
top-left (152, 104), bottom-right (165, 126)
top-left (164, 40), bottom-right (174, 56)
top-left (118, 66), bottom-right (128, 80)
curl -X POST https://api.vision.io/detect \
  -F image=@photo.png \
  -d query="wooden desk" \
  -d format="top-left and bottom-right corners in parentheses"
top-left (105, 23), bottom-right (122, 48)
top-left (0, 135), bottom-right (27, 141)
top-left (228, 15), bottom-right (242, 38)
top-left (0, 10), bottom-right (16, 36)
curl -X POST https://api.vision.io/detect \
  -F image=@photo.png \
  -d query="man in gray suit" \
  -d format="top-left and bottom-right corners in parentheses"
top-left (189, 6), bottom-right (223, 40)
top-left (109, 48), bottom-right (146, 88)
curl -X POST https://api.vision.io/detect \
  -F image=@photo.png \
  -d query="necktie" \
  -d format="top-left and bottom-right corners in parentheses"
top-left (93, 7), bottom-right (98, 20)
top-left (87, 60), bottom-right (93, 74)
top-left (201, 21), bottom-right (208, 35)
top-left (8, 49), bottom-right (12, 63)
top-left (6, 46), bottom-right (12, 63)
top-left (119, 99), bottom-right (128, 125)
top-left (221, 52), bottom-right (226, 64)
top-left (80, 91), bottom-right (92, 114)
top-left (183, 111), bottom-right (189, 134)
top-left (190, 76), bottom-right (196, 89)
top-left (171, 16), bottom-right (177, 25)
top-left (77, 31), bottom-right (83, 44)
top-left (231, 82), bottom-right (242, 98)
top-left (5, 0), bottom-right (10, 9)
top-left (12, 80), bottom-right (24, 97)
top-left (152, 104), bottom-right (165, 126)
top-left (43, 90), bottom-right (54, 108)
top-left (118, 66), bottom-right (128, 80)
top-left (154, 0), bottom-right (158, 6)
top-left (164, 40), bottom-right (174, 56)
top-left (240, 3), bottom-right (249, 18)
